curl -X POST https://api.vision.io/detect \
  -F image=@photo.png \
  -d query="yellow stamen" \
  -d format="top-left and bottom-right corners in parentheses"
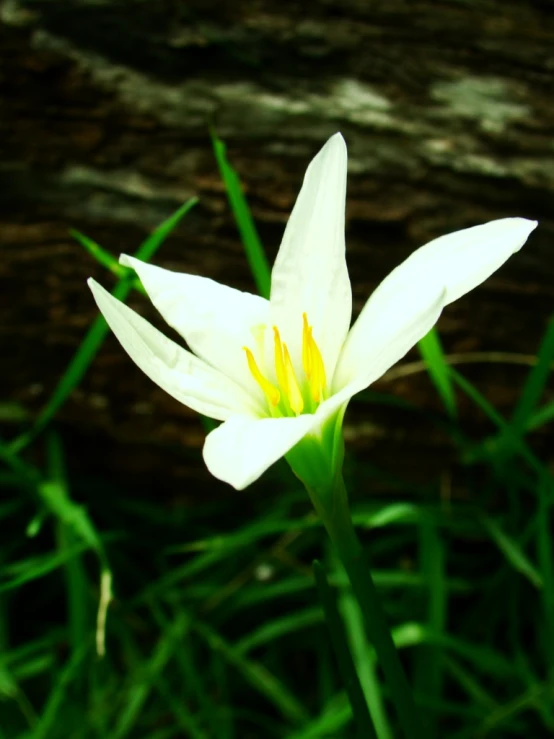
top-left (273, 327), bottom-right (288, 396)
top-left (283, 344), bottom-right (304, 415)
top-left (301, 312), bottom-right (327, 403)
top-left (243, 346), bottom-right (280, 407)
top-left (273, 327), bottom-right (304, 415)
top-left (302, 313), bottom-right (312, 380)
top-left (245, 316), bottom-right (326, 415)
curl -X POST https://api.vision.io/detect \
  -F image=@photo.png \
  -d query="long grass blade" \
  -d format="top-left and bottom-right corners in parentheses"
top-left (417, 328), bottom-right (457, 418)
top-left (211, 131), bottom-right (271, 298)
top-left (9, 198), bottom-right (198, 453)
top-left (510, 316), bottom-right (554, 433)
top-left (415, 517), bottom-right (447, 739)
top-left (333, 552), bottom-right (393, 739)
top-left (194, 620), bottom-right (309, 725)
top-left (536, 475), bottom-right (554, 673)
top-left (481, 515), bottom-right (542, 589)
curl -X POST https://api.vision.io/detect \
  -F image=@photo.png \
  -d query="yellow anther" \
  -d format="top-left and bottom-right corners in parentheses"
top-left (302, 313), bottom-right (312, 380)
top-left (273, 326), bottom-right (304, 415)
top-left (245, 316), bottom-right (326, 415)
top-left (283, 344), bottom-right (304, 415)
top-left (273, 327), bottom-right (288, 396)
top-left (301, 313), bottom-right (327, 403)
top-left (243, 346), bottom-right (280, 407)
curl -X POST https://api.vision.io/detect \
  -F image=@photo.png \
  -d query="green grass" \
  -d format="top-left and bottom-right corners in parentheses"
top-left (1, 141), bottom-right (553, 738)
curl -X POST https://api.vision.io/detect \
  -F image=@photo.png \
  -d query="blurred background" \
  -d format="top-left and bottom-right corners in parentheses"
top-left (1, 1), bottom-right (554, 738)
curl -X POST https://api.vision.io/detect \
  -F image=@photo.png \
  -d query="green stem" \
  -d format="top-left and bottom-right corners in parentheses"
top-left (309, 475), bottom-right (426, 739)
top-left (313, 560), bottom-right (378, 739)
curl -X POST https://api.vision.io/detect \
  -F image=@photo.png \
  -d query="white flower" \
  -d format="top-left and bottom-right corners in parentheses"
top-left (88, 134), bottom-right (537, 491)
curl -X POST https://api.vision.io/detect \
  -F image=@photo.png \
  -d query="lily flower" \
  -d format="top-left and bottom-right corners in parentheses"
top-left (88, 134), bottom-right (537, 492)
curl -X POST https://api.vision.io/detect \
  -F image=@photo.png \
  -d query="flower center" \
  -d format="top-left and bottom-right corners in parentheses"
top-left (244, 313), bottom-right (327, 416)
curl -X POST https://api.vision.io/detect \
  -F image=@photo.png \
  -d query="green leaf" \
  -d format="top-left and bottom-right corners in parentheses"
top-left (287, 694), bottom-right (352, 739)
top-left (527, 401), bottom-right (554, 431)
top-left (234, 606), bottom-right (322, 655)
top-left (9, 198), bottom-right (198, 453)
top-left (313, 560), bottom-right (378, 739)
top-left (449, 368), bottom-right (546, 477)
top-left (70, 230), bottom-right (131, 281)
top-left (0, 545), bottom-right (89, 594)
top-left (194, 620), bottom-right (309, 726)
top-left (414, 518), bottom-right (447, 739)
top-left (536, 475), bottom-right (554, 670)
top-left (135, 198), bottom-right (199, 262)
top-left (510, 315), bottom-right (554, 434)
top-left (111, 614), bottom-right (192, 739)
top-left (417, 328), bottom-right (457, 418)
top-left (481, 515), bottom-right (543, 589)
top-left (0, 438), bottom-right (41, 487)
top-left (333, 551), bottom-right (393, 739)
top-left (39, 481), bottom-right (102, 553)
top-left (42, 433), bottom-right (105, 558)
top-left (211, 130), bottom-right (271, 298)
top-left (26, 642), bottom-right (89, 739)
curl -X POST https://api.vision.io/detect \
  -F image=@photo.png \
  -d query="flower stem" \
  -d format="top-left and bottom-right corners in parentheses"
top-left (313, 560), bottom-right (378, 739)
top-left (311, 475), bottom-right (426, 739)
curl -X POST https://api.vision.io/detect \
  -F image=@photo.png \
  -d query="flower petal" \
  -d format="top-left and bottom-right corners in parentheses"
top-left (391, 217), bottom-right (537, 307)
top-left (333, 217), bottom-right (537, 392)
top-left (120, 255), bottom-right (270, 392)
top-left (203, 414), bottom-right (315, 490)
top-left (269, 133), bottom-right (352, 380)
top-left (88, 279), bottom-right (263, 420)
top-left (333, 281), bottom-right (446, 391)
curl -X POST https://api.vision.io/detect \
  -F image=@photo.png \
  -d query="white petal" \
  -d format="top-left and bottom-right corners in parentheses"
top-left (333, 217), bottom-right (537, 392)
top-left (88, 279), bottom-right (263, 420)
top-left (269, 133), bottom-right (352, 379)
top-left (203, 414), bottom-right (315, 490)
top-left (393, 217), bottom-right (537, 306)
top-left (120, 255), bottom-right (270, 392)
top-left (333, 282), bottom-right (446, 391)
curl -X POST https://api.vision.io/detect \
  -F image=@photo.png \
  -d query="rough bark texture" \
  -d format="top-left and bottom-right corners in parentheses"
top-left (1, 0), bottom-right (553, 492)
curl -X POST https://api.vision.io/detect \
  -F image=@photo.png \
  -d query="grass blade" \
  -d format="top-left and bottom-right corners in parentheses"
top-left (536, 475), bottom-right (554, 673)
top-left (112, 614), bottom-right (190, 739)
top-left (415, 517), bottom-right (447, 739)
top-left (449, 368), bottom-right (546, 477)
top-left (333, 553), bottom-right (393, 739)
top-left (288, 694), bottom-right (352, 739)
top-left (417, 328), bottom-right (457, 418)
top-left (27, 642), bottom-right (89, 739)
top-left (135, 198), bottom-right (199, 262)
top-left (9, 198), bottom-right (198, 453)
top-left (527, 402), bottom-right (554, 431)
top-left (481, 515), bottom-right (542, 589)
top-left (70, 230), bottom-right (131, 281)
top-left (194, 620), bottom-right (308, 726)
top-left (510, 316), bottom-right (554, 434)
top-left (211, 131), bottom-right (271, 298)
top-left (234, 607), bottom-right (322, 655)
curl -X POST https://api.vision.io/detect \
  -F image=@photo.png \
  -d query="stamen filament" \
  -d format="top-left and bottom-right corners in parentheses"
top-left (283, 344), bottom-right (304, 415)
top-left (302, 313), bottom-right (312, 380)
top-left (243, 346), bottom-right (280, 407)
top-left (245, 314), bottom-right (326, 415)
top-left (273, 327), bottom-right (288, 397)
top-left (273, 327), bottom-right (304, 415)
top-left (301, 313), bottom-right (327, 402)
